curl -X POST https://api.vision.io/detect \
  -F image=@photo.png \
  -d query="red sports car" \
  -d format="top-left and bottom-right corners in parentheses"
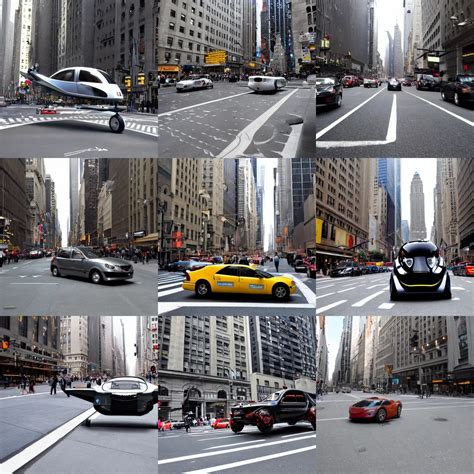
top-left (349, 397), bottom-right (402, 423)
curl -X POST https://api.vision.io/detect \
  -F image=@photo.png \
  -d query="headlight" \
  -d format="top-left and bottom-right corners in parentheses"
top-left (105, 263), bottom-right (116, 270)
top-left (403, 257), bottom-right (414, 268)
top-left (426, 257), bottom-right (438, 269)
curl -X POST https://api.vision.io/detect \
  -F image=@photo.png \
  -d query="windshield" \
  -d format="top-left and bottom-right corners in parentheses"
top-left (99, 70), bottom-right (117, 84)
top-left (78, 248), bottom-right (101, 259)
top-left (353, 399), bottom-right (382, 408)
top-left (458, 76), bottom-right (474, 83)
top-left (255, 270), bottom-right (274, 278)
top-left (316, 78), bottom-right (335, 85)
top-left (261, 391), bottom-right (281, 401)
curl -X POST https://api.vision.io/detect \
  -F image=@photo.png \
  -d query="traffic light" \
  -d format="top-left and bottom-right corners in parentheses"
top-left (124, 75), bottom-right (132, 92)
top-left (137, 73), bottom-right (146, 86)
top-left (148, 72), bottom-right (154, 82)
top-left (2, 335), bottom-right (10, 350)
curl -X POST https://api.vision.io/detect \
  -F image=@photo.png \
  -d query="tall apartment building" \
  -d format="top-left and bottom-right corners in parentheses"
top-left (393, 23), bottom-right (404, 78)
top-left (237, 160), bottom-right (257, 253)
top-left (60, 316), bottom-right (89, 377)
top-left (32, 0), bottom-right (58, 77)
top-left (25, 158), bottom-right (46, 248)
top-left (109, 159), bottom-right (130, 245)
top-left (332, 316), bottom-right (352, 385)
top-left (82, 159), bottom-right (99, 246)
top-left (88, 316), bottom-right (114, 376)
top-left (409, 172), bottom-right (427, 240)
top-left (0, 0), bottom-right (16, 95)
top-left (447, 317), bottom-right (474, 392)
top-left (457, 158), bottom-right (474, 260)
top-left (222, 159), bottom-right (238, 253)
top-left (11, 0), bottom-right (33, 87)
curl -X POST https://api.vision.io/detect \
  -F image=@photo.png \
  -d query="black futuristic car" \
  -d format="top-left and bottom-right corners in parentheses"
top-left (66, 376), bottom-right (158, 424)
top-left (390, 240), bottom-right (451, 300)
top-left (229, 389), bottom-right (316, 433)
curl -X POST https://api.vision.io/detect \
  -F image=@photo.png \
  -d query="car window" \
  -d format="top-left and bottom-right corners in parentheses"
top-left (255, 270), bottom-right (273, 278)
top-left (51, 69), bottom-right (76, 81)
top-left (353, 400), bottom-right (382, 407)
top-left (72, 250), bottom-right (83, 259)
top-left (57, 250), bottom-right (70, 258)
top-left (216, 266), bottom-right (240, 277)
top-left (240, 267), bottom-right (257, 278)
top-left (99, 70), bottom-right (117, 84)
top-left (79, 70), bottom-right (102, 83)
top-left (78, 248), bottom-right (100, 259)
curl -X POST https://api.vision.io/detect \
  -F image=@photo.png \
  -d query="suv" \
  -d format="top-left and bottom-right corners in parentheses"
top-left (416, 74), bottom-right (441, 91)
top-left (330, 261), bottom-right (362, 277)
top-left (51, 246), bottom-right (134, 283)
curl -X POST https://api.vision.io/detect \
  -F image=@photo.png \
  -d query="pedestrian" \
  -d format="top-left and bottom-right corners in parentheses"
top-left (274, 253), bottom-right (280, 272)
top-left (29, 377), bottom-right (35, 394)
top-left (50, 375), bottom-right (58, 395)
top-left (0, 249), bottom-right (4, 268)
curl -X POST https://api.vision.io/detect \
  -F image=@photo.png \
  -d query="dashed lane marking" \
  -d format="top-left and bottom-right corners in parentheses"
top-left (316, 300), bottom-right (347, 315)
top-left (351, 290), bottom-right (386, 307)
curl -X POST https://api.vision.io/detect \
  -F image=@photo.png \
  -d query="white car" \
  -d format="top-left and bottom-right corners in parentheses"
top-left (0, 96), bottom-right (7, 107)
top-left (363, 78), bottom-right (378, 88)
top-left (248, 76), bottom-right (287, 92)
top-left (176, 75), bottom-right (213, 92)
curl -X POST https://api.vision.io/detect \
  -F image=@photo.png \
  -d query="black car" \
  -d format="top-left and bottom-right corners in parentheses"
top-left (387, 78), bottom-right (402, 91)
top-left (229, 389), bottom-right (315, 433)
top-left (416, 74), bottom-right (441, 91)
top-left (293, 258), bottom-right (307, 272)
top-left (330, 261), bottom-right (361, 277)
top-left (390, 240), bottom-right (451, 300)
top-left (441, 75), bottom-right (474, 107)
top-left (316, 76), bottom-right (343, 108)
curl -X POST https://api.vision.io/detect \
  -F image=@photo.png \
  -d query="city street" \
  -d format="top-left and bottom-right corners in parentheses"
top-left (316, 390), bottom-right (474, 473)
top-left (315, 272), bottom-right (473, 316)
top-left (316, 85), bottom-right (474, 158)
top-left (158, 423), bottom-right (315, 474)
top-left (0, 105), bottom-right (158, 158)
top-left (0, 384), bottom-right (157, 473)
top-left (158, 82), bottom-right (315, 158)
top-left (158, 259), bottom-right (316, 316)
top-left (0, 258), bottom-right (157, 316)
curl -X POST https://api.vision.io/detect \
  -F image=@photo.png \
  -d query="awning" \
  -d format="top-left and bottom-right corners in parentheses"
top-left (133, 233), bottom-right (158, 245)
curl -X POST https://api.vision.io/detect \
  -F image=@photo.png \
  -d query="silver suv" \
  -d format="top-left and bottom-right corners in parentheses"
top-left (51, 247), bottom-right (134, 283)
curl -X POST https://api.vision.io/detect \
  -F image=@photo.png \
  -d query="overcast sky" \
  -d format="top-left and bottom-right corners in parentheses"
top-left (377, 0), bottom-right (405, 61)
top-left (114, 317), bottom-right (138, 375)
top-left (323, 316), bottom-right (346, 383)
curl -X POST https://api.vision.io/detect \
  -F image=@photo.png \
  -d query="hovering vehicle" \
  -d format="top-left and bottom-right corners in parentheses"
top-left (176, 75), bottom-right (213, 92)
top-left (21, 66), bottom-right (126, 133)
top-left (248, 76), bottom-right (287, 92)
top-left (66, 376), bottom-right (158, 425)
top-left (182, 264), bottom-right (297, 300)
top-left (349, 397), bottom-right (402, 423)
top-left (387, 78), bottom-right (402, 91)
top-left (229, 389), bottom-right (316, 433)
top-left (390, 240), bottom-right (451, 300)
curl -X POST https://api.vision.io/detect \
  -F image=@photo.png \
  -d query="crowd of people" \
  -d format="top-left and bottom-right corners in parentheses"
top-left (0, 248), bottom-right (20, 267)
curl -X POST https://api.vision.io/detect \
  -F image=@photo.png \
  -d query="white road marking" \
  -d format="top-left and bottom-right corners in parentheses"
top-left (316, 292), bottom-right (335, 299)
top-left (404, 90), bottom-right (474, 126)
top-left (158, 302), bottom-right (313, 315)
top-left (316, 94), bottom-right (397, 148)
top-left (315, 284), bottom-right (334, 289)
top-left (182, 446), bottom-right (316, 474)
top-left (316, 300), bottom-right (347, 315)
top-left (158, 287), bottom-right (183, 297)
top-left (0, 392), bottom-right (49, 400)
top-left (0, 407), bottom-right (96, 473)
top-left (351, 290), bottom-right (386, 307)
top-left (367, 283), bottom-right (389, 289)
top-left (217, 89), bottom-right (299, 158)
top-left (337, 287), bottom-right (357, 293)
top-left (293, 276), bottom-right (316, 306)
top-left (158, 282), bottom-right (184, 290)
top-left (281, 123), bottom-right (304, 158)
top-left (203, 439), bottom-right (264, 450)
top-left (10, 282), bottom-right (59, 285)
top-left (378, 303), bottom-right (395, 310)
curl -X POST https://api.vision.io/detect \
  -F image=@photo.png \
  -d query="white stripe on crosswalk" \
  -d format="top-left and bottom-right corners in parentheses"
top-left (351, 290), bottom-right (385, 307)
top-left (378, 303), bottom-right (395, 310)
top-left (158, 282), bottom-right (183, 290)
top-left (158, 287), bottom-right (183, 298)
top-left (316, 292), bottom-right (335, 299)
top-left (316, 300), bottom-right (347, 315)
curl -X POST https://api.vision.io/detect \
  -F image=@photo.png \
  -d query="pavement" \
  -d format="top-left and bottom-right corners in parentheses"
top-left (0, 106), bottom-right (158, 158)
top-left (316, 390), bottom-right (474, 473)
top-left (158, 423), bottom-right (315, 473)
top-left (158, 82), bottom-right (315, 158)
top-left (316, 85), bottom-right (474, 158)
top-left (158, 260), bottom-right (316, 316)
top-left (315, 272), bottom-right (473, 316)
top-left (0, 383), bottom-right (158, 473)
top-left (0, 257), bottom-right (157, 316)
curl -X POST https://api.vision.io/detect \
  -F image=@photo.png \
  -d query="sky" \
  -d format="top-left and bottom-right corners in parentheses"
top-left (323, 316), bottom-right (346, 383)
top-left (114, 317), bottom-right (138, 375)
top-left (259, 158), bottom-right (277, 252)
top-left (377, 0), bottom-right (405, 62)
top-left (400, 158), bottom-right (437, 237)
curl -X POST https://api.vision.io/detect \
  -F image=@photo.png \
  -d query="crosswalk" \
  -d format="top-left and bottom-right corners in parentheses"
top-left (158, 272), bottom-right (185, 297)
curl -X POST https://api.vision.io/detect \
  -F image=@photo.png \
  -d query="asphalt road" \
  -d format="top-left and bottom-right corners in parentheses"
top-left (0, 383), bottom-right (158, 473)
top-left (0, 105), bottom-right (158, 158)
top-left (158, 260), bottom-right (316, 316)
top-left (315, 272), bottom-right (473, 316)
top-left (316, 390), bottom-right (474, 473)
top-left (158, 81), bottom-right (315, 158)
top-left (316, 85), bottom-right (474, 158)
top-left (0, 257), bottom-right (157, 316)
top-left (158, 423), bottom-right (315, 474)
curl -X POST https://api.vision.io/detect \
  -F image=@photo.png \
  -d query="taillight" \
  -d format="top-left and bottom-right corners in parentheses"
top-left (185, 272), bottom-right (190, 281)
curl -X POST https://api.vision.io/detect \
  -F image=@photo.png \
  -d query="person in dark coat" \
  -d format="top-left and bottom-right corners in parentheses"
top-left (50, 375), bottom-right (58, 395)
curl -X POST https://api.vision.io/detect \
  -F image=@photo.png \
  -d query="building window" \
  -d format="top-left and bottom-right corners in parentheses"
top-left (169, 22), bottom-right (175, 30)
top-left (167, 37), bottom-right (173, 46)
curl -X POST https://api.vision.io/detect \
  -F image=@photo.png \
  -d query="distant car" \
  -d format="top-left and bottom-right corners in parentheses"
top-left (316, 76), bottom-right (343, 108)
top-left (341, 386), bottom-right (352, 393)
top-left (176, 75), bottom-right (213, 92)
top-left (182, 264), bottom-right (297, 300)
top-left (293, 258), bottom-right (307, 273)
top-left (229, 389), bottom-right (315, 433)
top-left (363, 78), bottom-right (378, 88)
top-left (28, 249), bottom-right (43, 259)
top-left (171, 420), bottom-right (186, 429)
top-left (387, 78), bottom-right (402, 91)
top-left (51, 246), bottom-right (133, 284)
top-left (162, 420), bottom-right (173, 431)
top-left (305, 256), bottom-right (316, 278)
top-left (349, 397), bottom-right (402, 423)
top-left (228, 74), bottom-right (239, 83)
top-left (452, 261), bottom-right (474, 277)
top-left (162, 78), bottom-right (176, 87)
top-left (330, 261), bottom-right (361, 277)
top-left (441, 75), bottom-right (474, 106)
top-left (212, 418), bottom-right (230, 429)
top-left (343, 75), bottom-right (359, 87)
top-left (416, 74), bottom-right (441, 91)
top-left (184, 260), bottom-right (213, 273)
top-left (0, 96), bottom-right (7, 107)
top-left (247, 76), bottom-right (287, 92)
top-left (390, 240), bottom-right (451, 300)
top-left (402, 79), bottom-right (412, 86)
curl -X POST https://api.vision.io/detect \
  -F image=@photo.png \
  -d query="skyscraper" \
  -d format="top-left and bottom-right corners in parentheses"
top-left (393, 23), bottom-right (404, 77)
top-left (410, 172), bottom-right (427, 240)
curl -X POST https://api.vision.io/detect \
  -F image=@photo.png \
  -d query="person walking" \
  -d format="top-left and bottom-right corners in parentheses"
top-left (274, 253), bottom-right (280, 272)
top-left (28, 377), bottom-right (35, 394)
top-left (50, 375), bottom-right (58, 395)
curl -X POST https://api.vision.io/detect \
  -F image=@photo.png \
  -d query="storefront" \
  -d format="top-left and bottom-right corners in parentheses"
top-left (158, 65), bottom-right (180, 79)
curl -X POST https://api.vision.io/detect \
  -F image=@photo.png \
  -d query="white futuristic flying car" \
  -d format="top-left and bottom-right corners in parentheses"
top-left (66, 377), bottom-right (158, 424)
top-left (247, 76), bottom-right (287, 92)
top-left (21, 66), bottom-right (127, 133)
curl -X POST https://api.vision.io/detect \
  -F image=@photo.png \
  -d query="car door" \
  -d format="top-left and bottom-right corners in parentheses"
top-left (278, 391), bottom-right (309, 422)
top-left (49, 69), bottom-right (78, 95)
top-left (212, 266), bottom-right (241, 293)
top-left (238, 267), bottom-right (268, 294)
top-left (69, 249), bottom-right (86, 277)
top-left (382, 399), bottom-right (394, 417)
top-left (76, 69), bottom-right (108, 98)
top-left (56, 249), bottom-right (72, 275)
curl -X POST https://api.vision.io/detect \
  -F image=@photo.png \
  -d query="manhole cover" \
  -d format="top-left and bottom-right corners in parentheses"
top-left (433, 417), bottom-right (448, 422)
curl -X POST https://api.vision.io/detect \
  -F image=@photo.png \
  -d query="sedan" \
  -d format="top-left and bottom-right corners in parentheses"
top-left (453, 261), bottom-right (474, 277)
top-left (387, 78), bottom-right (402, 91)
top-left (247, 76), bottom-right (287, 92)
top-left (293, 258), bottom-right (307, 273)
top-left (330, 262), bottom-right (361, 277)
top-left (441, 75), bottom-right (474, 107)
top-left (28, 249), bottom-right (43, 258)
top-left (212, 418), bottom-right (230, 429)
top-left (316, 77), bottom-right (343, 108)
top-left (363, 78), bottom-right (378, 88)
top-left (182, 264), bottom-right (297, 300)
top-left (349, 397), bottom-right (402, 423)
top-left (50, 246), bottom-right (134, 284)
top-left (176, 75), bottom-right (213, 92)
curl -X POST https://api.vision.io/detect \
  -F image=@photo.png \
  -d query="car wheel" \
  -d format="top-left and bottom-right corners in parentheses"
top-left (376, 408), bottom-right (387, 423)
top-left (441, 91), bottom-right (448, 101)
top-left (109, 114), bottom-right (125, 134)
top-left (335, 94), bottom-right (342, 107)
top-left (443, 275), bottom-right (452, 299)
top-left (454, 93), bottom-right (461, 106)
top-left (51, 266), bottom-right (61, 277)
top-left (195, 280), bottom-right (211, 298)
top-left (390, 276), bottom-right (399, 301)
top-left (272, 283), bottom-right (289, 301)
top-left (256, 409), bottom-right (274, 433)
top-left (396, 405), bottom-right (402, 418)
top-left (90, 270), bottom-right (103, 284)
top-left (230, 422), bottom-right (244, 433)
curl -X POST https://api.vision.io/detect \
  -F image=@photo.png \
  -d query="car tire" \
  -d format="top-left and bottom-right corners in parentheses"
top-left (335, 94), bottom-right (342, 107)
top-left (90, 270), bottom-right (103, 284)
top-left (195, 280), bottom-right (211, 298)
top-left (396, 405), bottom-right (402, 418)
top-left (441, 91), bottom-right (448, 102)
top-left (109, 114), bottom-right (125, 134)
top-left (230, 422), bottom-right (244, 433)
top-left (272, 283), bottom-right (289, 301)
top-left (390, 276), bottom-right (399, 301)
top-left (443, 275), bottom-right (452, 299)
top-left (376, 408), bottom-right (387, 423)
top-left (256, 409), bottom-right (274, 433)
top-left (454, 93), bottom-right (461, 106)
top-left (51, 266), bottom-right (61, 277)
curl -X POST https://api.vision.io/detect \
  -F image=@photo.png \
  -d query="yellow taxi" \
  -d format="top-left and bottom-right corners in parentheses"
top-left (182, 264), bottom-right (297, 300)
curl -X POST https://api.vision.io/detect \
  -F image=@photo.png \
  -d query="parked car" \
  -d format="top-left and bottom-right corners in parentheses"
top-left (349, 397), bottom-right (402, 423)
top-left (171, 420), bottom-right (186, 429)
top-left (341, 387), bottom-right (352, 393)
top-left (0, 96), bottom-right (7, 107)
top-left (402, 79), bottom-right (412, 86)
top-left (330, 261), bottom-right (361, 277)
top-left (387, 77), bottom-right (402, 91)
top-left (416, 74), bottom-right (441, 91)
top-left (441, 75), bottom-right (474, 106)
top-left (50, 246), bottom-right (134, 284)
top-left (176, 75), bottom-right (213, 92)
top-left (247, 76), bottom-right (287, 92)
top-left (28, 249), bottom-right (43, 259)
top-left (293, 257), bottom-right (307, 273)
top-left (452, 261), bottom-right (474, 277)
top-left (343, 75), bottom-right (359, 87)
top-left (316, 76), bottom-right (343, 108)
top-left (162, 78), bottom-right (176, 87)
